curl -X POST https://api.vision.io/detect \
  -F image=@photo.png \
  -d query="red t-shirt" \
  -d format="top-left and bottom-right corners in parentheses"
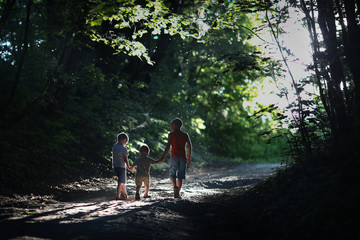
top-left (170, 130), bottom-right (188, 158)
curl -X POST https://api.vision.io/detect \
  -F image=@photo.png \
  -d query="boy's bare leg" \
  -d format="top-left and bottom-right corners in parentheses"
top-left (135, 185), bottom-right (141, 200)
top-left (144, 185), bottom-right (149, 196)
top-left (177, 179), bottom-right (183, 191)
top-left (120, 183), bottom-right (127, 197)
top-left (170, 177), bottom-right (177, 187)
top-left (171, 177), bottom-right (181, 198)
top-left (116, 183), bottom-right (122, 199)
top-left (136, 186), bottom-right (141, 195)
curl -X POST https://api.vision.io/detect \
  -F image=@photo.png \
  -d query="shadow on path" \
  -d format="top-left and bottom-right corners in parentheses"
top-left (0, 162), bottom-right (281, 239)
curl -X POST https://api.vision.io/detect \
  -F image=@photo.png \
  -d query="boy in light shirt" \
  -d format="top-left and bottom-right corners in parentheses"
top-left (112, 132), bottom-right (132, 200)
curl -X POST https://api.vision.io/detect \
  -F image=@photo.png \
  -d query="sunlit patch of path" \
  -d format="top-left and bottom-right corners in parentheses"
top-left (0, 162), bottom-right (281, 239)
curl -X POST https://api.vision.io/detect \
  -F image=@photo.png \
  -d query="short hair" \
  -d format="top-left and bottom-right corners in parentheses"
top-left (140, 145), bottom-right (150, 153)
top-left (117, 132), bottom-right (128, 143)
top-left (171, 118), bottom-right (183, 128)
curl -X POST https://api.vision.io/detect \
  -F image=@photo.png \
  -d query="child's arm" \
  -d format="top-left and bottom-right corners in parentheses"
top-left (129, 160), bottom-right (137, 172)
top-left (124, 155), bottom-right (131, 169)
top-left (148, 156), bottom-right (162, 165)
top-left (159, 134), bottom-right (171, 162)
top-left (186, 133), bottom-right (192, 165)
top-left (153, 159), bottom-right (163, 164)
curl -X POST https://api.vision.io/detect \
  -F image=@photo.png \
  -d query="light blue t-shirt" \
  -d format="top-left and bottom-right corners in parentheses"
top-left (112, 143), bottom-right (128, 168)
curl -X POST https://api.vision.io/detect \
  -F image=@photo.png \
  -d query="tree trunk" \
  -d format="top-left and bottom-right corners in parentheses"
top-left (300, 0), bottom-right (334, 128)
top-left (317, 0), bottom-right (355, 156)
top-left (5, 0), bottom-right (32, 111)
top-left (334, 0), bottom-right (351, 110)
top-left (10, 33), bottom-right (73, 125)
top-left (0, 0), bottom-right (16, 36)
top-left (343, 0), bottom-right (360, 139)
top-left (266, 9), bottom-right (313, 162)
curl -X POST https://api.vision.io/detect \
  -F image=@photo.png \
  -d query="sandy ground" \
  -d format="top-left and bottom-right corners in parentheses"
top-left (0, 162), bottom-right (281, 240)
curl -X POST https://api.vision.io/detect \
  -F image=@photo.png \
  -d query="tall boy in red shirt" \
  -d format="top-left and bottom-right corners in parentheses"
top-left (159, 118), bottom-right (192, 198)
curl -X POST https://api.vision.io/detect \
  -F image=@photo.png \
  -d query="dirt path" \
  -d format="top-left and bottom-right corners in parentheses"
top-left (0, 163), bottom-right (280, 240)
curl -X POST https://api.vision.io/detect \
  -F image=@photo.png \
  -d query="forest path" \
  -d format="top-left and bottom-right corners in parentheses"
top-left (0, 162), bottom-right (280, 240)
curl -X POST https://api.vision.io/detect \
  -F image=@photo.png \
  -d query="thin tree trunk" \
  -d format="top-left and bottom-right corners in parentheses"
top-left (266, 9), bottom-right (313, 162)
top-left (0, 0), bottom-right (16, 36)
top-left (335, 0), bottom-right (351, 111)
top-left (299, 0), bottom-right (344, 154)
top-left (343, 0), bottom-right (360, 138)
top-left (300, 0), bottom-right (330, 115)
top-left (5, 0), bottom-right (33, 111)
top-left (10, 33), bottom-right (73, 125)
top-left (318, 0), bottom-right (352, 148)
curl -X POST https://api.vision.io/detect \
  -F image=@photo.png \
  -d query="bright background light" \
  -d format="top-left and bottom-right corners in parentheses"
top-left (245, 5), bottom-right (314, 117)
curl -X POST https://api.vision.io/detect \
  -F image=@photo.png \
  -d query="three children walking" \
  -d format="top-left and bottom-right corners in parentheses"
top-left (112, 118), bottom-right (192, 200)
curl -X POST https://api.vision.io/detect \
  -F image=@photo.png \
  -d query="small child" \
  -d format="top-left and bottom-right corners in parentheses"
top-left (130, 145), bottom-right (162, 200)
top-left (112, 132), bottom-right (132, 200)
top-left (159, 118), bottom-right (192, 198)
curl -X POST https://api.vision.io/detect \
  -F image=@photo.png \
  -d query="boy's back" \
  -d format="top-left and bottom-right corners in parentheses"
top-left (112, 143), bottom-right (128, 168)
top-left (169, 130), bottom-right (189, 158)
top-left (159, 118), bottom-right (192, 198)
top-left (134, 156), bottom-right (156, 176)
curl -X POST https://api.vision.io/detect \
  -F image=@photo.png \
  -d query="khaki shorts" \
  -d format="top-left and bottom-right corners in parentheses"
top-left (135, 175), bottom-right (150, 187)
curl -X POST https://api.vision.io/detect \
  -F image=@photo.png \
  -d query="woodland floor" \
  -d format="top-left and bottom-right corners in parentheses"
top-left (0, 162), bottom-right (359, 240)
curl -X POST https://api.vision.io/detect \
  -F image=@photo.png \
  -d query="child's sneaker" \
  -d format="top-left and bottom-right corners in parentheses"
top-left (174, 186), bottom-right (180, 198)
top-left (135, 193), bottom-right (140, 200)
top-left (143, 194), bottom-right (151, 198)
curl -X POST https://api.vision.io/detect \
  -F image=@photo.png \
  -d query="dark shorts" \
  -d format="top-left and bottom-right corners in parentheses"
top-left (169, 157), bottom-right (187, 179)
top-left (135, 175), bottom-right (150, 188)
top-left (114, 167), bottom-right (126, 184)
